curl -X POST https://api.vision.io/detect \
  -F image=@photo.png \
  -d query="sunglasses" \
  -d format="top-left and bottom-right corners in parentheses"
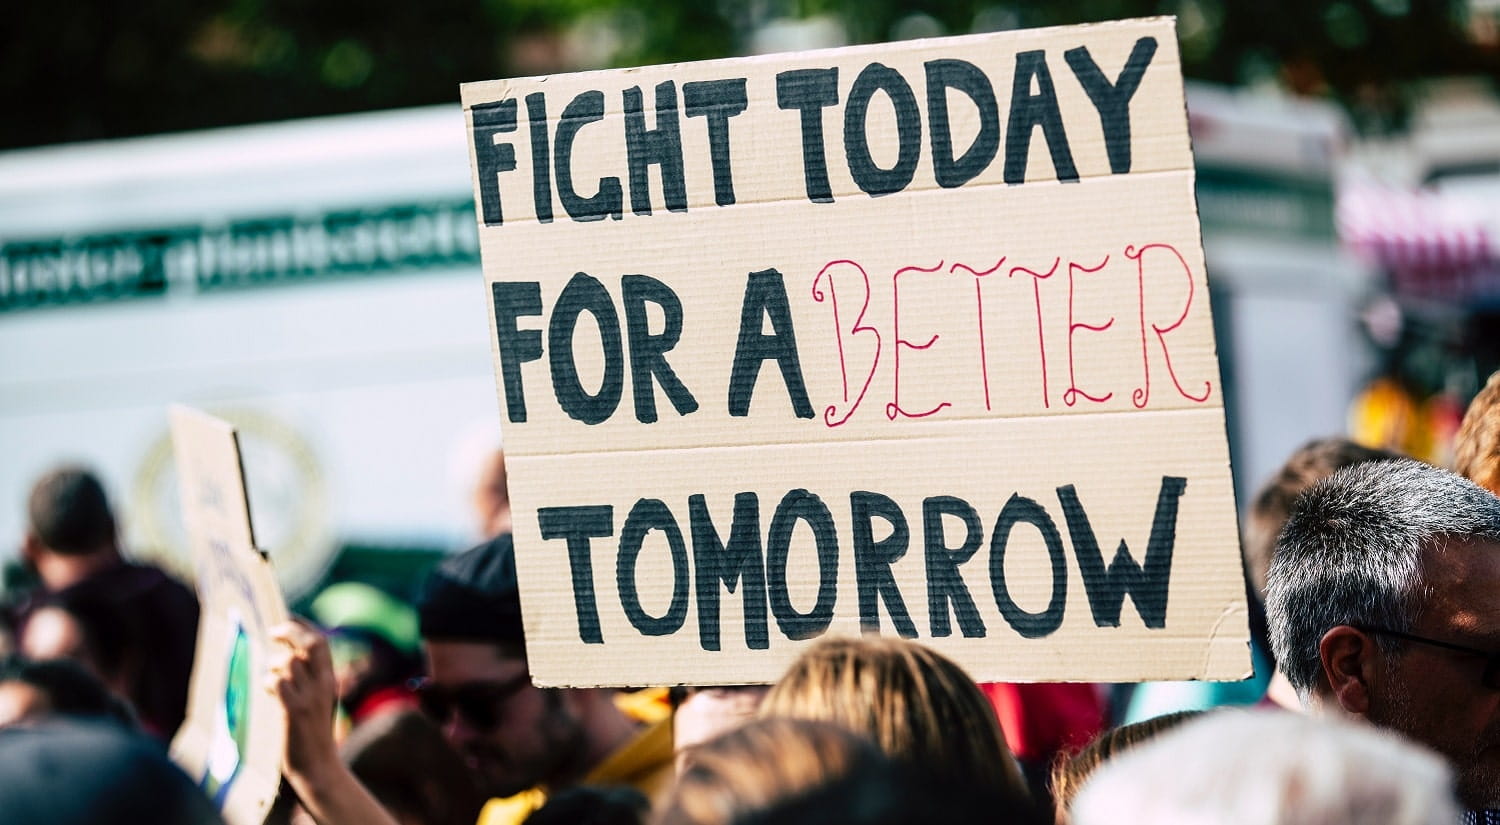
top-left (1357, 626), bottom-right (1500, 689)
top-left (412, 673), bottom-right (532, 731)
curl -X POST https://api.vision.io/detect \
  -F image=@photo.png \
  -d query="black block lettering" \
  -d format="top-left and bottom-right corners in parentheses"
top-left (1057, 476), bottom-right (1184, 628)
top-left (525, 93), bottom-right (554, 223)
top-left (923, 495), bottom-right (987, 638)
top-left (683, 78), bottom-right (749, 207)
top-left (728, 269), bottom-right (814, 418)
top-left (538, 505), bottom-right (614, 644)
top-left (766, 489), bottom-right (838, 640)
top-left (776, 68), bottom-right (840, 203)
top-left (471, 99), bottom-right (518, 226)
top-left (844, 63), bottom-right (921, 197)
top-left (851, 491), bottom-right (917, 637)
top-left (990, 494), bottom-right (1068, 638)
top-left (925, 59), bottom-right (1000, 188)
top-left (555, 91), bottom-right (624, 221)
top-left (617, 498), bottom-right (690, 637)
top-left (623, 81), bottom-right (688, 216)
top-left (1004, 51), bottom-right (1079, 184)
top-left (549, 272), bottom-right (625, 424)
top-left (622, 274), bottom-right (698, 423)
top-left (1064, 37), bottom-right (1157, 175)
top-left (690, 493), bottom-right (768, 651)
top-left (491, 281), bottom-right (545, 423)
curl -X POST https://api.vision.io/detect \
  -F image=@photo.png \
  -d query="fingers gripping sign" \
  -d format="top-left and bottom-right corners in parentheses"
top-left (267, 620), bottom-right (401, 825)
top-left (267, 621), bottom-right (340, 773)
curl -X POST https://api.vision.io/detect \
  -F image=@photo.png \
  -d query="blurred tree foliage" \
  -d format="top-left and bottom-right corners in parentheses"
top-left (2, 0), bottom-right (1494, 149)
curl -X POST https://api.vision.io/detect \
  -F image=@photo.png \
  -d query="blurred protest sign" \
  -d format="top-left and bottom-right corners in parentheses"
top-left (168, 405), bottom-right (288, 825)
top-left (463, 16), bottom-right (1248, 686)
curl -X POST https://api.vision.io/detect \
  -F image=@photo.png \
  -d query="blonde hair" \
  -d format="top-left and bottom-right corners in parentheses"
top-left (758, 635), bottom-right (1026, 797)
top-left (656, 717), bottom-right (887, 825)
top-left (1455, 370), bottom-right (1500, 496)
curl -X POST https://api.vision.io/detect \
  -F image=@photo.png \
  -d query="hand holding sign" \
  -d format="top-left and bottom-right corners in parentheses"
top-left (268, 620), bottom-right (403, 825)
top-left (266, 621), bottom-right (339, 777)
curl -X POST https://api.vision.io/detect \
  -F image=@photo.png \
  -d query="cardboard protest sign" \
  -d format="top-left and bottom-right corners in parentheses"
top-left (462, 16), bottom-right (1249, 686)
top-left (168, 405), bottom-right (289, 825)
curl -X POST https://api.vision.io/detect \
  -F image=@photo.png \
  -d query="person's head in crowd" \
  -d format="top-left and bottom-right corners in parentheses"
top-left (473, 448), bottom-right (512, 538)
top-left (310, 582), bottom-right (423, 725)
top-left (1071, 710), bottom-right (1457, 825)
top-left (656, 717), bottom-right (896, 825)
top-left (1049, 710), bottom-right (1202, 823)
top-left (22, 466), bottom-right (121, 589)
top-left (661, 716), bottom-right (1034, 825)
top-left (14, 465), bottom-right (199, 742)
top-left (524, 785), bottom-right (648, 825)
top-left (415, 533), bottom-right (645, 800)
top-left (669, 685), bottom-right (769, 772)
top-left (758, 635), bottom-right (1029, 801)
top-left (340, 709), bottom-right (486, 825)
top-left (1265, 457), bottom-right (1500, 811)
top-left (1455, 369), bottom-right (1500, 496)
top-left (20, 595), bottom-right (134, 698)
top-left (1244, 437), bottom-right (1402, 597)
top-left (0, 656), bottom-right (135, 728)
top-left (0, 720), bottom-right (224, 825)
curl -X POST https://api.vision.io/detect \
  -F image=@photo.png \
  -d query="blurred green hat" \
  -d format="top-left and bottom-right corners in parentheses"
top-left (309, 582), bottom-right (421, 654)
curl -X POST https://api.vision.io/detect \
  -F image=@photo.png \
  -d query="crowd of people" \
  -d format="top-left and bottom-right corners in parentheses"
top-left (2, 368), bottom-right (1500, 825)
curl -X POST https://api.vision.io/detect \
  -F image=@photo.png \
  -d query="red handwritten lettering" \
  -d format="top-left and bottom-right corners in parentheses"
top-left (1063, 256), bottom-right (1115, 407)
top-left (1127, 243), bottom-right (1211, 409)
top-left (812, 260), bottom-right (882, 427)
top-left (952, 258), bottom-right (1006, 411)
top-left (1009, 258), bottom-right (1060, 409)
top-left (810, 242), bottom-right (1210, 426)
top-left (888, 261), bottom-right (952, 421)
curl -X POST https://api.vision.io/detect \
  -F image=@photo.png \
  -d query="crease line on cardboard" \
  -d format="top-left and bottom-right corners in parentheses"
top-left (1198, 599), bottom-right (1252, 681)
top-left (472, 166), bottom-right (1199, 230)
top-left (507, 406), bottom-right (1230, 460)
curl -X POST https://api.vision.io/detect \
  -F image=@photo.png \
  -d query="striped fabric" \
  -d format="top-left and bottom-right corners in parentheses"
top-left (1337, 182), bottom-right (1499, 302)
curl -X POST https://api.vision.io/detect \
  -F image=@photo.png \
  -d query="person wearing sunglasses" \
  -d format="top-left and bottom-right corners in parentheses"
top-left (271, 533), bottom-right (673, 825)
top-left (413, 532), bottom-right (673, 825)
top-left (1265, 457), bottom-right (1500, 823)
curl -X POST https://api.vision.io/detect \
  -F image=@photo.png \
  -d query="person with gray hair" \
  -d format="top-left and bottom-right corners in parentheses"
top-left (1264, 457), bottom-right (1500, 819)
top-left (1071, 710), bottom-right (1458, 825)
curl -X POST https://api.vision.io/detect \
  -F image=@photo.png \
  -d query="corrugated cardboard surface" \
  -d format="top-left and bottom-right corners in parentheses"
top-left (462, 17), bottom-right (1249, 686)
top-left (168, 406), bottom-right (289, 825)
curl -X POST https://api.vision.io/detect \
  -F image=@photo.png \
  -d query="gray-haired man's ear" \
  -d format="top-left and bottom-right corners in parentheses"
top-left (1318, 625), bottom-right (1380, 716)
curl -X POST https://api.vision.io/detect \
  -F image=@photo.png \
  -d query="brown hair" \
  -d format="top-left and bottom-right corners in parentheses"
top-left (1244, 438), bottom-right (1401, 595)
top-left (1049, 710), bottom-right (1202, 822)
top-left (757, 635), bottom-right (1026, 798)
top-left (656, 717), bottom-right (888, 825)
top-left (27, 466), bottom-right (116, 556)
top-left (1455, 370), bottom-right (1500, 496)
top-left (342, 710), bottom-right (486, 825)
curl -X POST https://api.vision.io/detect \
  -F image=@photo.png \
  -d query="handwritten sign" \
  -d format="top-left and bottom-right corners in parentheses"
top-left (168, 405), bottom-right (289, 825)
top-left (463, 17), bottom-right (1249, 686)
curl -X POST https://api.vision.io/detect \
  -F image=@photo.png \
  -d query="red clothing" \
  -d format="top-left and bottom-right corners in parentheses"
top-left (349, 684), bottom-right (420, 727)
top-left (981, 682), bottom-right (1107, 763)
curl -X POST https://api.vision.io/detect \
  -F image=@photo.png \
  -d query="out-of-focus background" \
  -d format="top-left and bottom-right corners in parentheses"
top-left (3, 0), bottom-right (1499, 606)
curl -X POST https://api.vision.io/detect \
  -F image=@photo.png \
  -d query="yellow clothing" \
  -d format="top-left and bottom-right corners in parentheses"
top-left (477, 789), bottom-right (548, 825)
top-left (583, 712), bottom-right (674, 797)
top-left (475, 692), bottom-right (675, 825)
